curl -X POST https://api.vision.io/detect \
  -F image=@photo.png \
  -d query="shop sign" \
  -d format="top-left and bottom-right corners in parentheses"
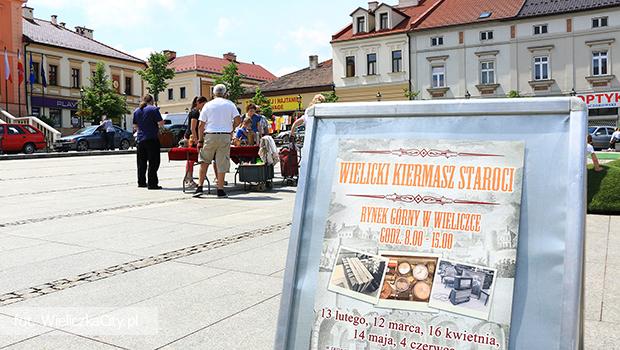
top-left (577, 91), bottom-right (620, 109)
top-left (31, 96), bottom-right (79, 110)
top-left (244, 95), bottom-right (301, 113)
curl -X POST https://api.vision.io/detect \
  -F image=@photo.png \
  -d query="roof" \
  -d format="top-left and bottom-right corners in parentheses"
top-left (332, 0), bottom-right (444, 43)
top-left (23, 18), bottom-right (144, 64)
top-left (169, 54), bottom-right (277, 82)
top-left (518, 0), bottom-right (620, 18)
top-left (257, 60), bottom-right (333, 93)
top-left (415, 0), bottom-right (526, 30)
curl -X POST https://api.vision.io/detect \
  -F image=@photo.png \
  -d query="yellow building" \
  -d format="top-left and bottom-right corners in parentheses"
top-left (158, 51), bottom-right (276, 114)
top-left (22, 7), bottom-right (146, 135)
top-left (239, 56), bottom-right (334, 131)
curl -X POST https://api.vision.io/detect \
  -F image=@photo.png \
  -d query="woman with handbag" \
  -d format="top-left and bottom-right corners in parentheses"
top-left (184, 96), bottom-right (208, 189)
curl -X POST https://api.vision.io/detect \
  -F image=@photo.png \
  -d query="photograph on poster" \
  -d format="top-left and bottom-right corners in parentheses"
top-left (376, 252), bottom-right (439, 312)
top-left (428, 259), bottom-right (497, 320)
top-left (328, 246), bottom-right (388, 304)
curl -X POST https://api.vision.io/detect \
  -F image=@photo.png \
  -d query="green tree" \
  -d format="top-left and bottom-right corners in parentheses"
top-left (213, 62), bottom-right (244, 104)
top-left (403, 88), bottom-right (420, 100)
top-left (322, 91), bottom-right (339, 103)
top-left (137, 52), bottom-right (176, 105)
top-left (507, 90), bottom-right (521, 98)
top-left (80, 62), bottom-right (129, 124)
top-left (250, 87), bottom-right (273, 120)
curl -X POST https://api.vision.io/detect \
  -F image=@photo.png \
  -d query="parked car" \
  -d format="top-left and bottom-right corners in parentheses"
top-left (274, 125), bottom-right (305, 146)
top-left (53, 125), bottom-right (135, 152)
top-left (588, 125), bottom-right (616, 150)
top-left (163, 113), bottom-right (188, 126)
top-left (0, 123), bottom-right (47, 154)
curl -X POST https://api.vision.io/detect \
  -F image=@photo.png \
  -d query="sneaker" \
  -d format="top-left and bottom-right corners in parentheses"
top-left (138, 184), bottom-right (147, 188)
top-left (193, 186), bottom-right (204, 197)
top-left (148, 186), bottom-right (163, 190)
top-left (217, 189), bottom-right (228, 198)
top-left (185, 181), bottom-right (197, 189)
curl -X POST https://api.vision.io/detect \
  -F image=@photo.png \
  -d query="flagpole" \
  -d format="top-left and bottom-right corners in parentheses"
top-left (17, 50), bottom-right (21, 117)
top-left (4, 47), bottom-right (8, 111)
top-left (41, 53), bottom-right (45, 118)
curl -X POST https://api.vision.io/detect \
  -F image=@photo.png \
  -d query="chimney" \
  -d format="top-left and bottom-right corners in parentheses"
top-left (397, 0), bottom-right (420, 7)
top-left (51, 15), bottom-right (57, 25)
top-left (59, 22), bottom-right (66, 28)
top-left (368, 1), bottom-right (379, 11)
top-left (223, 52), bottom-right (237, 62)
top-left (75, 26), bottom-right (94, 40)
top-left (163, 50), bottom-right (177, 62)
top-left (22, 6), bottom-right (33, 20)
top-left (309, 55), bottom-right (319, 70)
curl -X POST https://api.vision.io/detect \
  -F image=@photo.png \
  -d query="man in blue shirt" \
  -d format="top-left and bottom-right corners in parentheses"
top-left (133, 94), bottom-right (164, 189)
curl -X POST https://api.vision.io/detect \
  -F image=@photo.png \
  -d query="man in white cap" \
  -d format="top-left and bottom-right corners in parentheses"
top-left (194, 84), bottom-right (241, 198)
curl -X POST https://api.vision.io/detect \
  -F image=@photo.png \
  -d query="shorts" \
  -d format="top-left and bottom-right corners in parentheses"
top-left (199, 134), bottom-right (231, 173)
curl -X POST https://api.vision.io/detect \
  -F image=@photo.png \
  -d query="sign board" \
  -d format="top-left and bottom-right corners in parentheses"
top-left (277, 98), bottom-right (587, 350)
top-left (242, 95), bottom-right (301, 113)
top-left (577, 91), bottom-right (620, 109)
top-left (30, 96), bottom-right (78, 110)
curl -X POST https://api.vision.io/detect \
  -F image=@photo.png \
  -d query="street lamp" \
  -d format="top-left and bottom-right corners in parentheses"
top-left (185, 107), bottom-right (189, 113)
top-left (297, 94), bottom-right (302, 111)
top-left (79, 87), bottom-right (85, 127)
top-left (376, 91), bottom-right (382, 102)
top-left (465, 90), bottom-right (471, 99)
top-left (570, 88), bottom-right (577, 96)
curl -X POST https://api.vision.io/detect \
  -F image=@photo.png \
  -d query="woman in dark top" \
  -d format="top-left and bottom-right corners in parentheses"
top-left (184, 96), bottom-right (208, 188)
top-left (133, 94), bottom-right (164, 189)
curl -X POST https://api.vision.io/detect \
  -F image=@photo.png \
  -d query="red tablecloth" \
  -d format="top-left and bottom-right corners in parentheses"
top-left (168, 146), bottom-right (259, 164)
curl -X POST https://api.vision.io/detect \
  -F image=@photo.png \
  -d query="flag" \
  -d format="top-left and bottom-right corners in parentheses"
top-left (40, 59), bottom-right (47, 88)
top-left (28, 52), bottom-right (35, 86)
top-left (3, 48), bottom-right (12, 83)
top-left (17, 49), bottom-right (24, 86)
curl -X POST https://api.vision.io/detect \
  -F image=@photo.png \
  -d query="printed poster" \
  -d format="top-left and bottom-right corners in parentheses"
top-left (312, 138), bottom-right (524, 350)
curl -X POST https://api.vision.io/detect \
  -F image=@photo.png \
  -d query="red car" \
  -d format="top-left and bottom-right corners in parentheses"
top-left (0, 123), bottom-right (47, 154)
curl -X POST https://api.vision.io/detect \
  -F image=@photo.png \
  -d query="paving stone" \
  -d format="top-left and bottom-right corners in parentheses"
top-left (1, 330), bottom-right (124, 349)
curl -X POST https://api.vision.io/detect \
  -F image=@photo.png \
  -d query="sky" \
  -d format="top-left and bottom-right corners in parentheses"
top-left (26, 0), bottom-right (358, 77)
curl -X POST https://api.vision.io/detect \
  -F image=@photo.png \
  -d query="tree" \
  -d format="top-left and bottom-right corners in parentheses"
top-left (507, 90), bottom-right (521, 98)
top-left (403, 88), bottom-right (420, 100)
top-left (137, 52), bottom-right (176, 105)
top-left (80, 62), bottom-right (129, 124)
top-left (213, 62), bottom-right (244, 104)
top-left (250, 87), bottom-right (273, 120)
top-left (322, 91), bottom-right (339, 103)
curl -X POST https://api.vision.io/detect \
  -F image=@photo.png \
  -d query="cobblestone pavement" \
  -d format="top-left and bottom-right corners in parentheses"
top-left (0, 154), bottom-right (614, 349)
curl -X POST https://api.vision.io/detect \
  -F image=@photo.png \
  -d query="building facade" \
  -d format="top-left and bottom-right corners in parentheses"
top-left (331, 0), bottom-right (443, 102)
top-left (22, 7), bottom-right (146, 134)
top-left (158, 51), bottom-right (276, 114)
top-left (239, 55), bottom-right (334, 131)
top-left (334, 0), bottom-right (620, 124)
top-left (0, 0), bottom-right (26, 117)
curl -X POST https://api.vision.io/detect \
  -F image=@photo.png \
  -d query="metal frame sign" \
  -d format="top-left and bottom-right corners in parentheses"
top-left (276, 98), bottom-right (587, 350)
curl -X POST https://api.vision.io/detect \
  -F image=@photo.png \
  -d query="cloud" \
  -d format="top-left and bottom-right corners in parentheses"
top-left (216, 17), bottom-right (232, 38)
top-left (286, 24), bottom-right (333, 61)
top-left (129, 48), bottom-right (157, 60)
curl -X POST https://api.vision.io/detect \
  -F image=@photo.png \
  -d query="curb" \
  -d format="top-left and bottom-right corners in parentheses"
top-left (0, 148), bottom-right (173, 161)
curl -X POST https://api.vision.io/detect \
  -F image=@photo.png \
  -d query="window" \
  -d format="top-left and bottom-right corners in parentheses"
top-left (71, 68), bottom-right (80, 88)
top-left (431, 36), bottom-right (444, 46)
top-left (48, 65), bottom-right (58, 86)
top-left (167, 88), bottom-right (174, 100)
top-left (534, 24), bottom-right (548, 35)
top-left (379, 13), bottom-right (388, 30)
top-left (480, 31), bottom-right (494, 41)
top-left (356, 17), bottom-right (366, 33)
top-left (533, 56), bottom-right (550, 80)
top-left (31, 62), bottom-right (40, 84)
top-left (480, 61), bottom-right (495, 84)
top-left (180, 87), bottom-right (186, 99)
top-left (22, 125), bottom-right (38, 134)
top-left (592, 51), bottom-right (609, 76)
top-left (431, 65), bottom-right (445, 88)
top-left (479, 11), bottom-right (492, 19)
top-left (392, 50), bottom-right (402, 73)
top-left (49, 109), bottom-right (61, 128)
top-left (367, 53), bottom-right (377, 75)
top-left (593, 17), bottom-right (608, 28)
top-left (346, 56), bottom-right (356, 77)
top-left (7, 126), bottom-right (24, 135)
top-left (124, 77), bottom-right (132, 95)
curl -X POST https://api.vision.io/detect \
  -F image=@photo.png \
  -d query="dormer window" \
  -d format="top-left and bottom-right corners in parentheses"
top-left (357, 17), bottom-right (366, 33)
top-left (379, 13), bottom-right (389, 30)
